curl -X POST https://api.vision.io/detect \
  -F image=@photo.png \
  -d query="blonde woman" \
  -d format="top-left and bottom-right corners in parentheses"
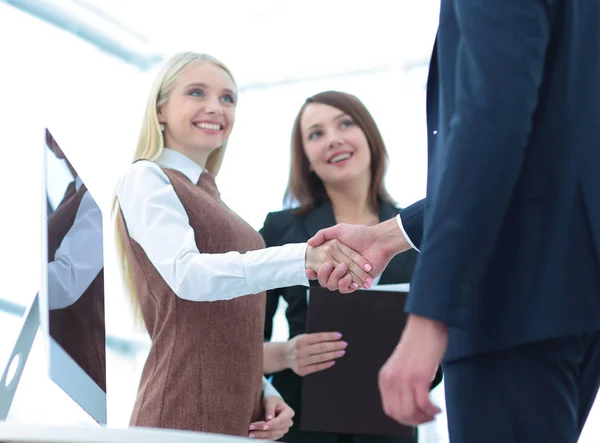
top-left (113, 52), bottom-right (373, 439)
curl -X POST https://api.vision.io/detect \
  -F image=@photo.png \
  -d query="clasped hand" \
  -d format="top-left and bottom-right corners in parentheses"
top-left (305, 223), bottom-right (398, 293)
top-left (248, 396), bottom-right (294, 440)
top-left (305, 238), bottom-right (375, 290)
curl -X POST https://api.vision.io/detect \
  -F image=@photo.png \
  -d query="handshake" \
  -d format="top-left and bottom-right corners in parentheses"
top-left (303, 218), bottom-right (412, 293)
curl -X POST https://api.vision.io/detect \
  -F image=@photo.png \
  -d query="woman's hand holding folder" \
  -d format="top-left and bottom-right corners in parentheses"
top-left (282, 332), bottom-right (348, 376)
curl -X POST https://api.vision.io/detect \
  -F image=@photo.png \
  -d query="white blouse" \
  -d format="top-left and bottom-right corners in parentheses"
top-left (48, 177), bottom-right (104, 310)
top-left (116, 148), bottom-right (311, 398)
top-left (116, 148), bottom-right (309, 303)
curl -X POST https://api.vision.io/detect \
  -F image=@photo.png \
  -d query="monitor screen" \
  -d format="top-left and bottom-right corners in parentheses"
top-left (43, 128), bottom-right (107, 423)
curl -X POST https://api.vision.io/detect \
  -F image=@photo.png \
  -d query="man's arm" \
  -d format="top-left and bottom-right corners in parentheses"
top-left (407, 0), bottom-right (552, 327)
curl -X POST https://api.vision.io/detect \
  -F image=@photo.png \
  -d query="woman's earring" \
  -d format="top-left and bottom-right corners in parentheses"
top-left (159, 123), bottom-right (164, 131)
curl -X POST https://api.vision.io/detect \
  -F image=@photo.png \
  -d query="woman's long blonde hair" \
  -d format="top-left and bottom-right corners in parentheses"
top-left (113, 52), bottom-right (237, 327)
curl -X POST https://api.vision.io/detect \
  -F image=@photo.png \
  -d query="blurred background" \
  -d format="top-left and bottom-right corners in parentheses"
top-left (0, 1), bottom-right (597, 442)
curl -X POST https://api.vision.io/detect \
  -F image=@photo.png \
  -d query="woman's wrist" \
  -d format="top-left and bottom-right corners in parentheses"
top-left (264, 341), bottom-right (289, 374)
top-left (304, 244), bottom-right (319, 271)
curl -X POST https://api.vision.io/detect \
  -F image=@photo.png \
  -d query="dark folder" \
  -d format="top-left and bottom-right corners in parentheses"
top-left (301, 286), bottom-right (415, 437)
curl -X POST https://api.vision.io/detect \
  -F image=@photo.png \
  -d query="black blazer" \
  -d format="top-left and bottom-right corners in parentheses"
top-left (260, 199), bottom-right (441, 443)
top-left (401, 0), bottom-right (600, 362)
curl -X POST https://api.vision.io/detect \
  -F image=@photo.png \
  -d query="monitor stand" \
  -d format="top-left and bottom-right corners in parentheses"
top-left (0, 294), bottom-right (40, 420)
top-left (0, 293), bottom-right (106, 424)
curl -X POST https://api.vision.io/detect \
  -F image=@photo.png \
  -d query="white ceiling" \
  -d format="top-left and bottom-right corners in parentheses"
top-left (77, 0), bottom-right (440, 87)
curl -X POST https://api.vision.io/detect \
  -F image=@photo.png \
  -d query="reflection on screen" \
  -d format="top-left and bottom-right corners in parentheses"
top-left (45, 128), bottom-right (106, 392)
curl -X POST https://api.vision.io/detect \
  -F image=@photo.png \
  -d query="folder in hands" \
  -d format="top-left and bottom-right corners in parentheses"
top-left (301, 285), bottom-right (415, 437)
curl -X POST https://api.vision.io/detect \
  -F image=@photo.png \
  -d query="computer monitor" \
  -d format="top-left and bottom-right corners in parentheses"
top-left (0, 128), bottom-right (107, 424)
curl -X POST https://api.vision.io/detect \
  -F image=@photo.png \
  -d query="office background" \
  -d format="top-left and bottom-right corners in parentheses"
top-left (0, 1), bottom-right (597, 441)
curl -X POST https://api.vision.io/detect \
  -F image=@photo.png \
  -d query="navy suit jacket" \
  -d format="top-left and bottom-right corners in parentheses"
top-left (402, 0), bottom-right (600, 362)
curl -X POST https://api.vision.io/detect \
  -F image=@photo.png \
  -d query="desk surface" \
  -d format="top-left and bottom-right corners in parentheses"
top-left (0, 423), bottom-right (250, 443)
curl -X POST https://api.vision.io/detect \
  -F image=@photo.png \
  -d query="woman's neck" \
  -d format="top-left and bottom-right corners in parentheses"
top-left (180, 147), bottom-right (209, 169)
top-left (326, 179), bottom-right (379, 226)
top-left (165, 143), bottom-right (209, 169)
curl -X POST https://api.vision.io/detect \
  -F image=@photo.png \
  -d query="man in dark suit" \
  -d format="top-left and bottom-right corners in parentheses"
top-left (307, 1), bottom-right (600, 441)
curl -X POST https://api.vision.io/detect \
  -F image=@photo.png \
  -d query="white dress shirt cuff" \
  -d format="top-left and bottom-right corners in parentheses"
top-left (396, 214), bottom-right (420, 252)
top-left (262, 376), bottom-right (281, 398)
top-left (243, 243), bottom-right (309, 294)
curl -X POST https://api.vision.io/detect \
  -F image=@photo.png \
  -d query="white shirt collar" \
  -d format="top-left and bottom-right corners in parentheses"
top-left (75, 175), bottom-right (83, 191)
top-left (156, 148), bottom-right (204, 184)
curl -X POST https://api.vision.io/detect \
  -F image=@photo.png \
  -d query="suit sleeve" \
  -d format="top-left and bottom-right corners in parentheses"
top-left (394, 249), bottom-right (419, 283)
top-left (406, 0), bottom-right (552, 327)
top-left (399, 199), bottom-right (426, 250)
top-left (259, 212), bottom-right (284, 341)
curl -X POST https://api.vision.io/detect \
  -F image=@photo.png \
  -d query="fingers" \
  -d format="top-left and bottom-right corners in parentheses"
top-left (316, 262), bottom-right (357, 293)
top-left (266, 404), bottom-right (295, 430)
top-left (249, 401), bottom-right (295, 440)
top-left (322, 242), bottom-right (367, 287)
top-left (263, 396), bottom-right (277, 422)
top-left (299, 339), bottom-right (347, 359)
top-left (335, 241), bottom-right (374, 285)
top-left (337, 273), bottom-right (357, 294)
top-left (297, 360), bottom-right (337, 376)
top-left (302, 331), bottom-right (343, 345)
top-left (296, 338), bottom-right (348, 366)
top-left (307, 226), bottom-right (338, 247)
top-left (304, 348), bottom-right (346, 366)
top-left (294, 333), bottom-right (347, 376)
top-left (312, 240), bottom-right (372, 290)
top-left (248, 421), bottom-right (289, 440)
top-left (317, 261), bottom-right (336, 288)
top-left (378, 319), bottom-right (446, 426)
top-left (305, 268), bottom-right (317, 280)
top-left (249, 421), bottom-right (268, 432)
top-left (326, 262), bottom-right (351, 291)
top-left (414, 382), bottom-right (440, 422)
top-left (397, 384), bottom-right (436, 425)
top-left (249, 430), bottom-right (287, 440)
top-left (249, 429), bottom-right (288, 440)
top-left (379, 371), bottom-right (440, 426)
top-left (320, 240), bottom-right (372, 288)
top-left (327, 266), bottom-right (357, 294)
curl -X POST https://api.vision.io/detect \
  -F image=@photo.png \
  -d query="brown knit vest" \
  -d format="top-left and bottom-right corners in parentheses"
top-left (120, 167), bottom-right (266, 436)
top-left (47, 182), bottom-right (106, 392)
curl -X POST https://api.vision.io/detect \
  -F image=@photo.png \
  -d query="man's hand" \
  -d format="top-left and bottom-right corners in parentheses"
top-left (305, 239), bottom-right (374, 290)
top-left (378, 315), bottom-right (447, 426)
top-left (249, 396), bottom-right (294, 440)
top-left (306, 219), bottom-right (410, 293)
